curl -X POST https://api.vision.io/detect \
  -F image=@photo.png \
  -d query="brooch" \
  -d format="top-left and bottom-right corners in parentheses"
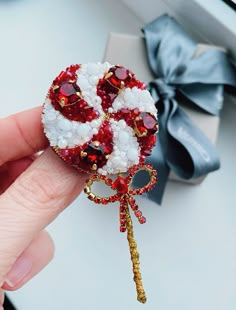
top-left (42, 63), bottom-right (158, 303)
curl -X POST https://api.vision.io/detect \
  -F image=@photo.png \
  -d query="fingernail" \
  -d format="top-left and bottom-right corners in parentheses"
top-left (5, 256), bottom-right (32, 287)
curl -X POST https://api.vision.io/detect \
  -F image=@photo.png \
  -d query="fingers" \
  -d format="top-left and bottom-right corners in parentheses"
top-left (0, 147), bottom-right (87, 284)
top-left (0, 106), bottom-right (48, 166)
top-left (2, 230), bottom-right (54, 291)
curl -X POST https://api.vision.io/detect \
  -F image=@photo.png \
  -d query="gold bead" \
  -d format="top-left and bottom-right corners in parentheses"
top-left (104, 72), bottom-right (113, 79)
top-left (80, 151), bottom-right (87, 158)
top-left (88, 193), bottom-right (95, 200)
top-left (84, 186), bottom-right (90, 194)
top-left (93, 141), bottom-right (100, 147)
top-left (91, 164), bottom-right (97, 171)
top-left (52, 85), bottom-right (59, 91)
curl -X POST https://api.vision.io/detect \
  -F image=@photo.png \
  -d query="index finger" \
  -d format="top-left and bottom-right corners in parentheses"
top-left (0, 106), bottom-right (48, 166)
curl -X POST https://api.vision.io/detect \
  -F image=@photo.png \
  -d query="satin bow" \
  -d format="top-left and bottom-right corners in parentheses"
top-left (136, 14), bottom-right (236, 204)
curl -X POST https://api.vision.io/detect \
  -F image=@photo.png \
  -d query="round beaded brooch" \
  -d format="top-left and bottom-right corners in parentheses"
top-left (42, 63), bottom-right (158, 303)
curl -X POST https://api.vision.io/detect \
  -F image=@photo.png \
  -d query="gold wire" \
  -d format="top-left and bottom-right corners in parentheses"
top-left (125, 202), bottom-right (147, 304)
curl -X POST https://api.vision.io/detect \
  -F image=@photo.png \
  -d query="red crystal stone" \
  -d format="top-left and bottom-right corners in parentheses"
top-left (112, 177), bottom-right (128, 194)
top-left (52, 82), bottom-right (81, 106)
top-left (84, 143), bottom-right (107, 168)
top-left (59, 83), bottom-right (78, 97)
top-left (108, 65), bottom-right (133, 88)
top-left (134, 112), bottom-right (158, 137)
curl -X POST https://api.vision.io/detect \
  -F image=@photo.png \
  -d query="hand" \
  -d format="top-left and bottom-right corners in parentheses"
top-left (0, 107), bottom-right (87, 308)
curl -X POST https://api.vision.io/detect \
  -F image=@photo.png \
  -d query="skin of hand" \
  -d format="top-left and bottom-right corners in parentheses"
top-left (0, 106), bottom-right (87, 308)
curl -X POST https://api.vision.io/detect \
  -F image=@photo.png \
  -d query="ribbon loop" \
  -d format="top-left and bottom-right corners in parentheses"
top-left (151, 78), bottom-right (176, 100)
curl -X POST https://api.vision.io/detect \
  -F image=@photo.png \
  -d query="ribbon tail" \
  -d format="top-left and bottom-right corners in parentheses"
top-left (166, 100), bottom-right (220, 179)
top-left (145, 138), bottom-right (170, 205)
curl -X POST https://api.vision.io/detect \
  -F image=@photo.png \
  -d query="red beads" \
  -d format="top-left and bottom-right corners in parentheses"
top-left (49, 64), bottom-right (99, 122)
top-left (108, 66), bottom-right (132, 88)
top-left (45, 63), bottom-right (158, 235)
top-left (60, 100), bottom-right (99, 122)
top-left (139, 134), bottom-right (157, 157)
top-left (120, 226), bottom-right (126, 233)
top-left (119, 203), bottom-right (127, 232)
top-left (53, 64), bottom-right (80, 85)
top-left (82, 163), bottom-right (157, 233)
top-left (112, 108), bottom-right (140, 127)
top-left (139, 216), bottom-right (146, 224)
top-left (97, 79), bottom-right (119, 112)
top-left (59, 82), bottom-right (79, 97)
top-left (135, 210), bottom-right (142, 218)
top-left (61, 121), bottom-right (113, 172)
top-left (97, 65), bottom-right (132, 112)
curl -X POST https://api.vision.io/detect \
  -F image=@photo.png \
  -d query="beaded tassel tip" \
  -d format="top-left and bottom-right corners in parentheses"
top-left (42, 63), bottom-right (158, 303)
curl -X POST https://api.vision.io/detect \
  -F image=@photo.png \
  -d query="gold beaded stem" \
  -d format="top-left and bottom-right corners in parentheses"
top-left (125, 202), bottom-right (147, 304)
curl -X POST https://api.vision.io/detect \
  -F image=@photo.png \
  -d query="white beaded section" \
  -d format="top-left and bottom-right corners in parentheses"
top-left (98, 119), bottom-right (140, 175)
top-left (76, 62), bottom-right (112, 115)
top-left (42, 99), bottom-right (102, 148)
top-left (110, 86), bottom-right (157, 115)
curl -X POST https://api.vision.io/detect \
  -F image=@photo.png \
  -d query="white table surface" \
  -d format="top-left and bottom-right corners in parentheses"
top-left (1, 1), bottom-right (236, 310)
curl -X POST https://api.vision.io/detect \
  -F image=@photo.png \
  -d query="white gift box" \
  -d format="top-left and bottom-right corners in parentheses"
top-left (121, 0), bottom-right (236, 60)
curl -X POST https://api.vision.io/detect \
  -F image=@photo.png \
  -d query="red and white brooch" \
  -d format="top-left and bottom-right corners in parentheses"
top-left (42, 63), bottom-right (158, 303)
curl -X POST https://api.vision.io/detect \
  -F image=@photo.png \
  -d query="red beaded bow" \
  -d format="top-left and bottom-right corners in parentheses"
top-left (84, 163), bottom-right (157, 231)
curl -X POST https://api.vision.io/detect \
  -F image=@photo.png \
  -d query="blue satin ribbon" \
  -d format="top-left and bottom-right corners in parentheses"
top-left (135, 14), bottom-right (236, 204)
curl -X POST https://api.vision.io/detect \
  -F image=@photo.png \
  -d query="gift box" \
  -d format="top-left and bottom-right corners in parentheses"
top-left (103, 32), bottom-right (221, 184)
top-left (121, 0), bottom-right (236, 60)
